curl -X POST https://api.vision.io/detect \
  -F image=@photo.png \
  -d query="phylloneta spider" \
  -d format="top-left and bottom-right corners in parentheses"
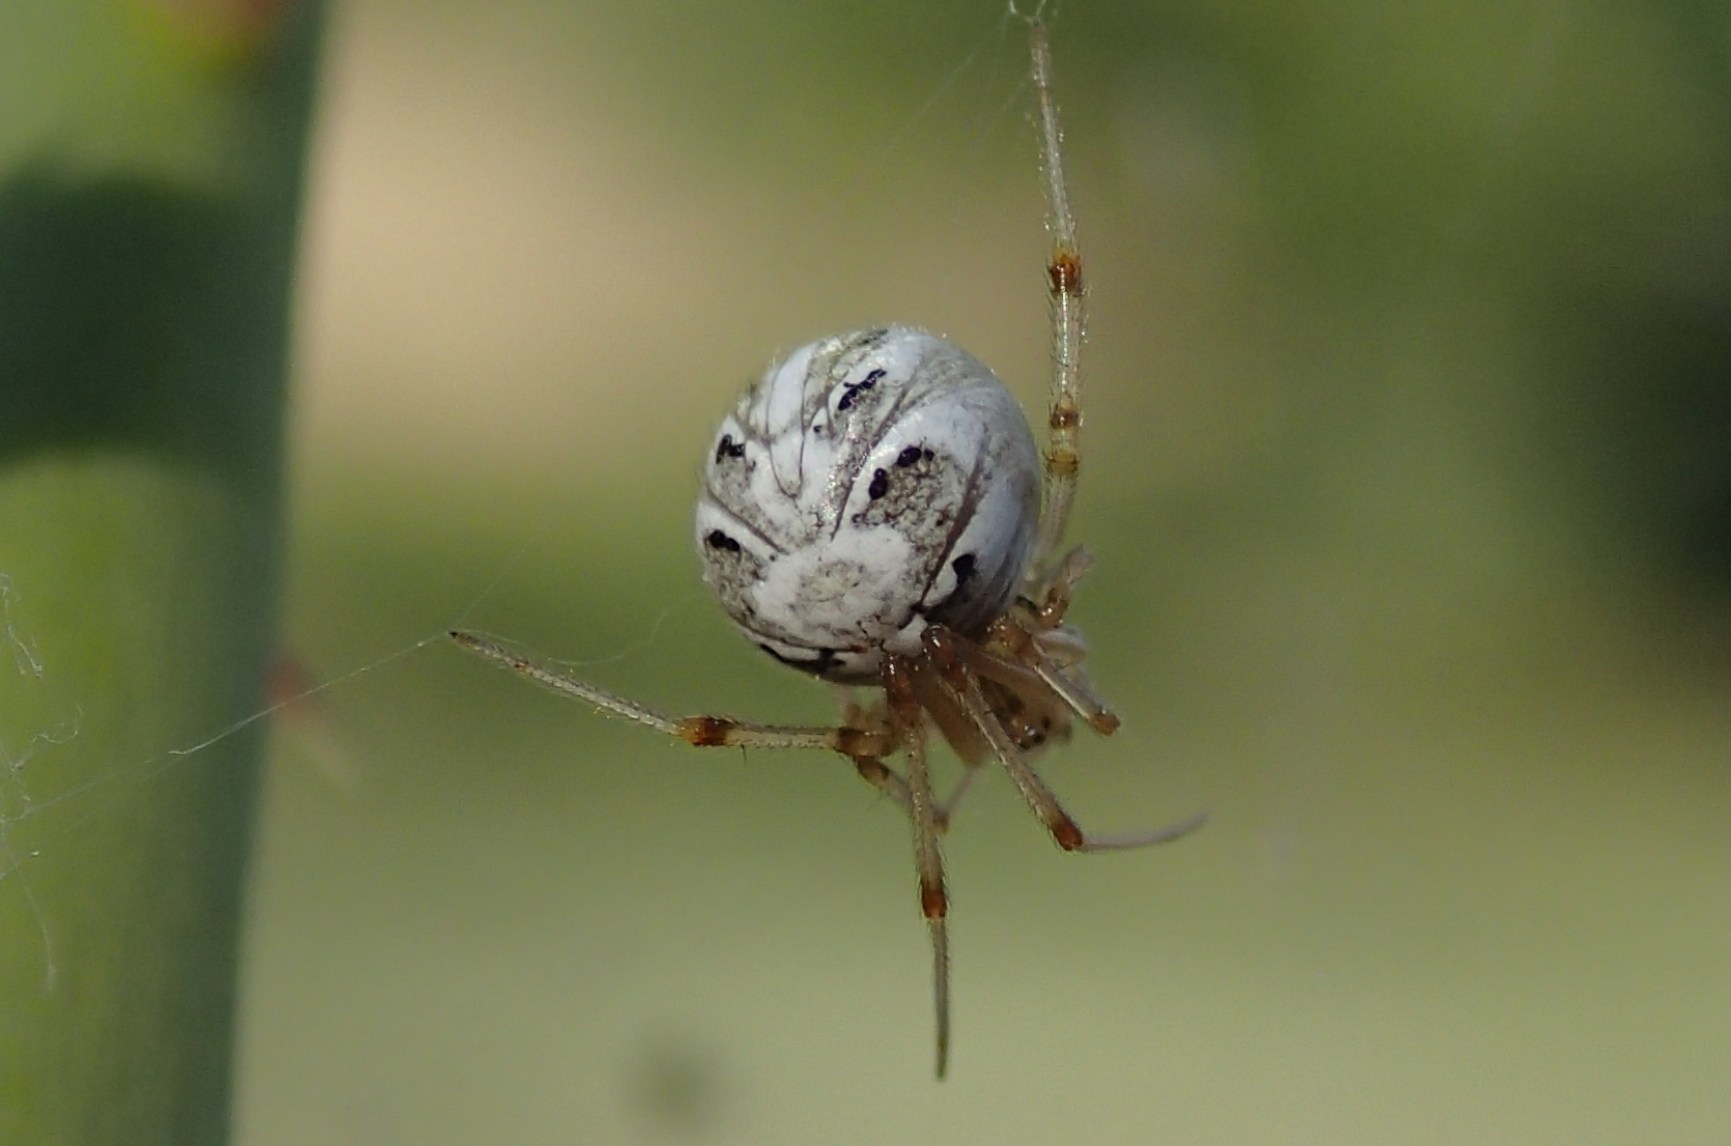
top-left (451, 6), bottom-right (1204, 1078)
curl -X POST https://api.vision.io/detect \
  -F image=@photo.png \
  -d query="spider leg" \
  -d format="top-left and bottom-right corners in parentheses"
top-left (1025, 656), bottom-right (1119, 736)
top-left (455, 631), bottom-right (961, 1072)
top-left (851, 755), bottom-right (913, 814)
top-left (884, 657), bottom-right (952, 1079)
top-left (449, 631), bottom-right (895, 756)
top-left (1025, 545), bottom-right (1093, 626)
top-left (833, 688), bottom-right (922, 822)
top-left (954, 632), bottom-right (1121, 737)
top-left (452, 629), bottom-right (971, 827)
top-left (934, 765), bottom-right (984, 832)
top-left (851, 752), bottom-right (981, 837)
top-left (924, 627), bottom-right (1208, 853)
top-left (1022, 11), bottom-right (1088, 567)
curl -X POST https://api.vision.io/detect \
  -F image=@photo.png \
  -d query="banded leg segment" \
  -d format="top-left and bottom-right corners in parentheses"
top-left (450, 630), bottom-right (894, 756)
top-left (1023, 11), bottom-right (1089, 566)
top-left (924, 626), bottom-right (1207, 853)
top-left (884, 658), bottom-right (953, 1079)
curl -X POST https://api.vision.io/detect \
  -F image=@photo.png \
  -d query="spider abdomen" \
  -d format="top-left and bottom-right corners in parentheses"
top-left (697, 326), bottom-right (1040, 683)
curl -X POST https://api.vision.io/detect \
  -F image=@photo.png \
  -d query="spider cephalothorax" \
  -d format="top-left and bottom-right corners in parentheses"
top-left (451, 9), bottom-right (1203, 1079)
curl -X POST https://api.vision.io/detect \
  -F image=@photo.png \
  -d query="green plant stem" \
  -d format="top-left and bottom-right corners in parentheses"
top-left (0, 3), bottom-right (323, 1142)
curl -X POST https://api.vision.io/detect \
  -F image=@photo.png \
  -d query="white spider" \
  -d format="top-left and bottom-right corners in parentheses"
top-left (451, 6), bottom-right (1204, 1079)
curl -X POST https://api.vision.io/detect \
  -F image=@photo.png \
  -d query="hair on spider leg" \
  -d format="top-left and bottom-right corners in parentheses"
top-left (450, 6), bottom-right (1204, 1081)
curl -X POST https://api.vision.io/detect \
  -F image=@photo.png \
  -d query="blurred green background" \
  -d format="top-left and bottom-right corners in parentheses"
top-left (20, 0), bottom-right (1731, 1140)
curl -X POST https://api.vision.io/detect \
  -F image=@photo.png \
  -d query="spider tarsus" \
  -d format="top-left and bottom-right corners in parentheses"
top-left (449, 629), bottom-right (526, 670)
top-left (930, 915), bottom-right (952, 1081)
top-left (1076, 810), bottom-right (1211, 853)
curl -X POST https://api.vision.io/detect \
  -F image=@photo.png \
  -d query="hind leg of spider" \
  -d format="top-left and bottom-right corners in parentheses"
top-left (882, 657), bottom-right (952, 1079)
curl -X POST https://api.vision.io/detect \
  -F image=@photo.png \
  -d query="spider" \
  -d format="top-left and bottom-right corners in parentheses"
top-left (450, 5), bottom-right (1204, 1079)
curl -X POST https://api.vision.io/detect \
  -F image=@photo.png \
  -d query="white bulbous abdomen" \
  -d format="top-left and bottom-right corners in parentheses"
top-left (695, 326), bottom-right (1041, 683)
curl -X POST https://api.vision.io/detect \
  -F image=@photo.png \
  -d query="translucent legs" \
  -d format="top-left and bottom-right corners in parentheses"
top-left (871, 631), bottom-right (1204, 1078)
top-left (1023, 5), bottom-right (1089, 569)
top-left (450, 630), bottom-right (895, 757)
top-left (450, 606), bottom-right (1204, 1080)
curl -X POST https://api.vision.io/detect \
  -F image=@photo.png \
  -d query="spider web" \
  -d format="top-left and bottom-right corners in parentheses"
top-left (0, 572), bottom-right (62, 988)
top-left (0, 526), bottom-right (709, 991)
top-left (0, 567), bottom-right (444, 991)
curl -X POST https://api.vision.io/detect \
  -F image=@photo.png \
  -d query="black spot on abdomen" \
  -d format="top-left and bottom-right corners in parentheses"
top-left (713, 434), bottom-right (745, 464)
top-left (836, 368), bottom-right (886, 412)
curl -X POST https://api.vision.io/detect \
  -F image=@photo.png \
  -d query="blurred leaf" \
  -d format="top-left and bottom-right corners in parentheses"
top-left (0, 2), bottom-right (322, 1143)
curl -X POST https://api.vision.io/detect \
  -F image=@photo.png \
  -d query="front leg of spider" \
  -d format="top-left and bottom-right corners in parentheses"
top-left (449, 9), bottom-right (1203, 1080)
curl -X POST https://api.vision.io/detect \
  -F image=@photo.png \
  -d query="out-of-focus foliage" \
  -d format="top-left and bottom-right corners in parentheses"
top-left (0, 2), bottom-right (321, 1143)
